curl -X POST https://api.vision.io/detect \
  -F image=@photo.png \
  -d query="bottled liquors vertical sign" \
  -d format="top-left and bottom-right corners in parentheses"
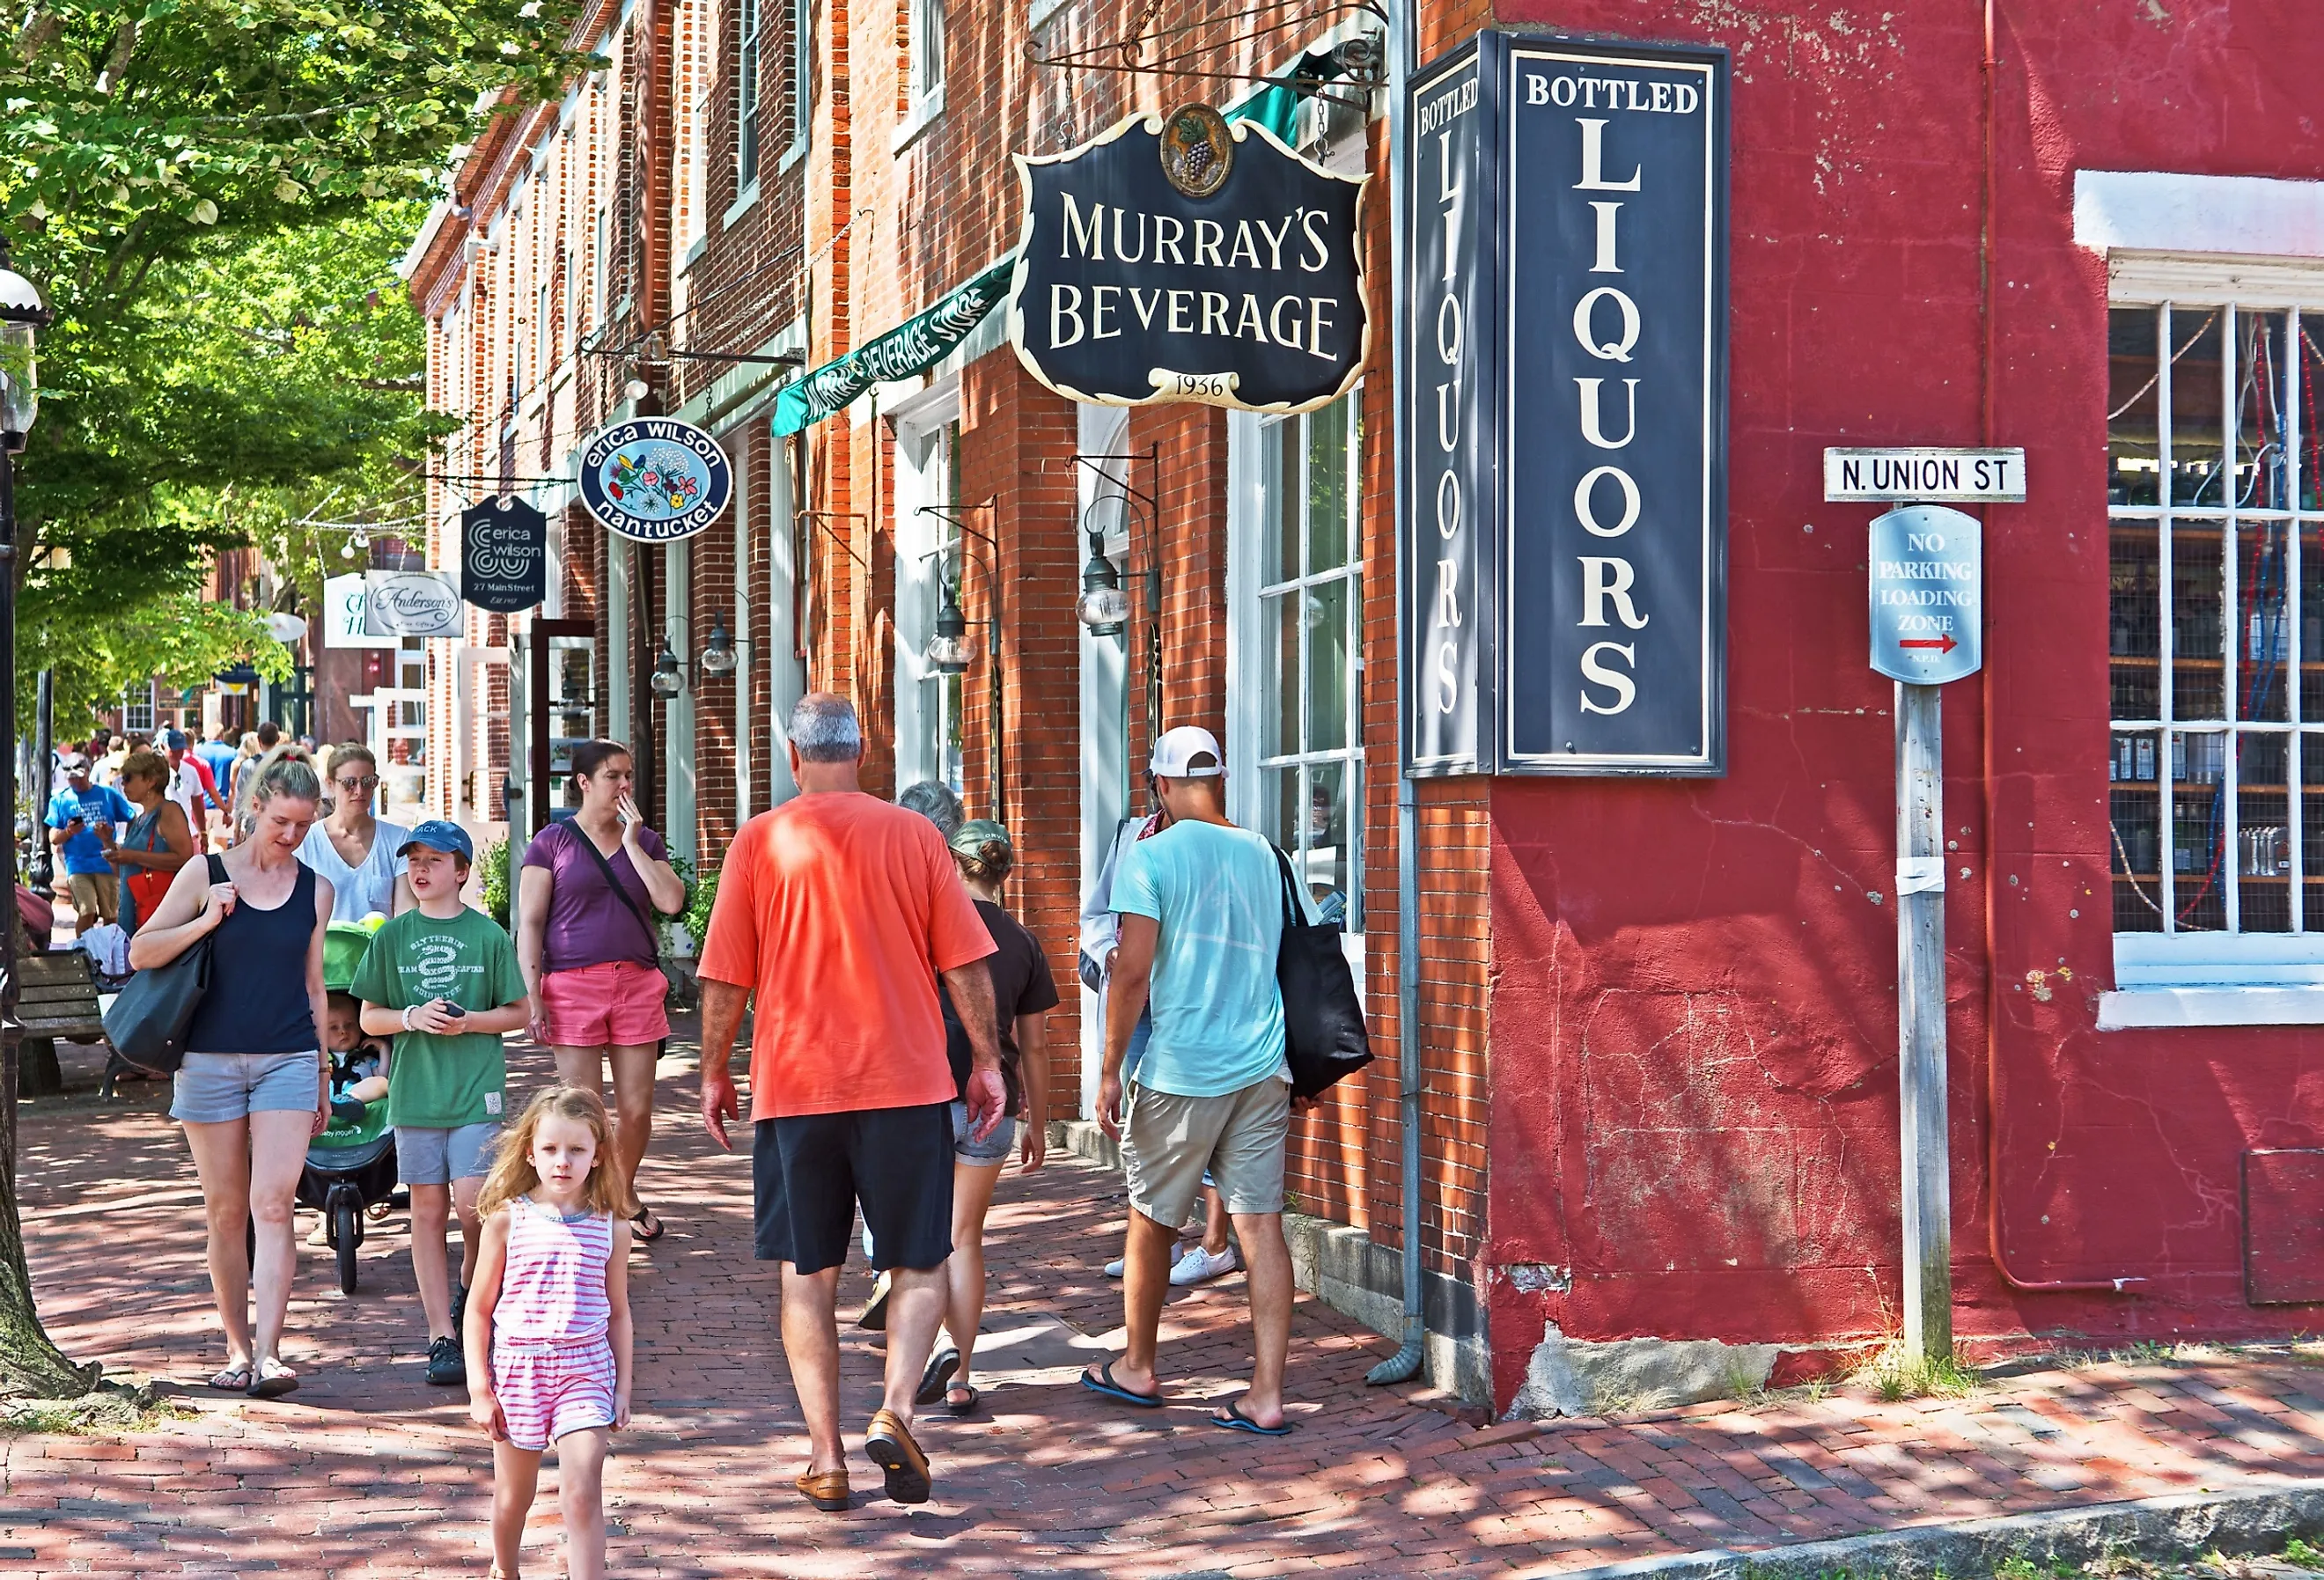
top-left (1499, 36), bottom-right (1728, 775)
top-left (1403, 42), bottom-right (1494, 775)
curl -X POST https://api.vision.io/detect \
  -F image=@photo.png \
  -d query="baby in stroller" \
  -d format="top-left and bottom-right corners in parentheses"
top-left (306, 992), bottom-right (396, 1245)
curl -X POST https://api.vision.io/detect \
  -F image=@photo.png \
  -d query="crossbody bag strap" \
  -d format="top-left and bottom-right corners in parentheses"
top-left (564, 823), bottom-right (663, 963)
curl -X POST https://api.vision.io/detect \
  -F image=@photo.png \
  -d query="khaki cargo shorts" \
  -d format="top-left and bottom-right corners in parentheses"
top-left (1122, 1074), bottom-right (1290, 1230)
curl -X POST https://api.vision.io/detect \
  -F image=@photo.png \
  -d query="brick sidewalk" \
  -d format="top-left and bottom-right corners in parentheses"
top-left (8, 1035), bottom-right (2324, 1577)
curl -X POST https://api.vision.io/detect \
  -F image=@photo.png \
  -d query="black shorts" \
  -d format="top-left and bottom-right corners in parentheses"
top-left (753, 1103), bottom-right (954, 1275)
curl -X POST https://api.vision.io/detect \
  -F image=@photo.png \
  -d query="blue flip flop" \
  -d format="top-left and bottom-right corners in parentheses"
top-left (1211, 1398), bottom-right (1292, 1437)
top-left (1079, 1361), bottom-right (1164, 1409)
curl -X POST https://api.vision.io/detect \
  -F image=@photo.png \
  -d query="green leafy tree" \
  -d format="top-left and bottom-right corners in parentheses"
top-left (0, 1), bottom-right (585, 1397)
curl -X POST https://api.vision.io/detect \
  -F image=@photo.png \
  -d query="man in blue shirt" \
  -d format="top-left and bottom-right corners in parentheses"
top-left (46, 753), bottom-right (134, 935)
top-left (1081, 725), bottom-right (1311, 1437)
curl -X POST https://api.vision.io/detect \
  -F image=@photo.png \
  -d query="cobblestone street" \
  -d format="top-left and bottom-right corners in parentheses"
top-left (0, 1036), bottom-right (2314, 1577)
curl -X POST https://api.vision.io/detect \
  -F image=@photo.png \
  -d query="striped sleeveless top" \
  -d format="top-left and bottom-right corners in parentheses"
top-left (496, 1198), bottom-right (614, 1345)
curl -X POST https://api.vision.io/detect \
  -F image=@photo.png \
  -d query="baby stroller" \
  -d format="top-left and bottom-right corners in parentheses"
top-left (298, 921), bottom-right (403, 1295)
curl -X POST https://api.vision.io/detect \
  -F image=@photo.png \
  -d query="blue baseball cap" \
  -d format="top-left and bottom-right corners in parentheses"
top-left (398, 820), bottom-right (474, 863)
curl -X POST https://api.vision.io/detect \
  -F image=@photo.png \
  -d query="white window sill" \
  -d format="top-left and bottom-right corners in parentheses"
top-left (1028, 0), bottom-right (1070, 30)
top-left (892, 85), bottom-right (945, 155)
top-left (680, 233), bottom-right (709, 273)
top-left (2098, 987), bottom-right (2324, 1029)
top-left (723, 176), bottom-right (761, 229)
top-left (778, 138), bottom-right (810, 178)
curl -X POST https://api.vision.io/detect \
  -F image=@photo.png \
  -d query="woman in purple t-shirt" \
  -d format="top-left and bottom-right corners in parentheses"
top-left (516, 740), bottom-right (688, 1239)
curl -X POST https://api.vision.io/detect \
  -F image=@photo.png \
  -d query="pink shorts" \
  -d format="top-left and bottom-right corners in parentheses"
top-left (494, 1336), bottom-right (616, 1450)
top-left (541, 961), bottom-right (670, 1048)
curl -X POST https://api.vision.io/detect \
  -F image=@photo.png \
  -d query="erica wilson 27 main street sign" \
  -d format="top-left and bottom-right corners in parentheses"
top-left (1406, 32), bottom-right (1731, 778)
top-left (1008, 106), bottom-right (1370, 413)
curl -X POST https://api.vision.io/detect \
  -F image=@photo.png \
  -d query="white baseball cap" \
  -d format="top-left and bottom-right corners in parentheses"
top-left (1151, 725), bottom-right (1225, 778)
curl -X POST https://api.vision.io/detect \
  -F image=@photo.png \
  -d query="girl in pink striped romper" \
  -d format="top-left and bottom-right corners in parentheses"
top-left (466, 1086), bottom-right (636, 1580)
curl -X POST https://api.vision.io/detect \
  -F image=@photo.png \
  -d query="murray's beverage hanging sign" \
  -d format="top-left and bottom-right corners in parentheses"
top-left (1009, 105), bottom-right (1370, 413)
top-left (1404, 32), bottom-right (1729, 778)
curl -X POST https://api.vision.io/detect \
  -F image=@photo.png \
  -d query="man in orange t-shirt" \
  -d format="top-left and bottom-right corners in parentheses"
top-left (697, 692), bottom-right (1002, 1515)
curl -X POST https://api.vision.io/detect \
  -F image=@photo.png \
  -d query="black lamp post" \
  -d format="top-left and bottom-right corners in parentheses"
top-left (0, 242), bottom-right (50, 1134)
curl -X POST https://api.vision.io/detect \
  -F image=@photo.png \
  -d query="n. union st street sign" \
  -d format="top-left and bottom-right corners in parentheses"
top-left (1008, 109), bottom-right (1370, 413)
top-left (1403, 32), bottom-right (1730, 777)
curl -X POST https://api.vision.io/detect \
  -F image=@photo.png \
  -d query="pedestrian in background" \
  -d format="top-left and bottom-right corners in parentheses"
top-left (129, 748), bottom-right (333, 1399)
top-left (896, 780), bottom-right (964, 841)
top-left (301, 744), bottom-right (414, 921)
top-left (110, 748), bottom-right (196, 935)
top-left (46, 753), bottom-right (134, 936)
top-left (163, 730), bottom-right (219, 848)
top-left (696, 693), bottom-right (1004, 1512)
top-left (916, 818), bottom-right (1056, 1418)
top-left (1083, 726), bottom-right (1309, 1436)
top-left (518, 740), bottom-right (686, 1243)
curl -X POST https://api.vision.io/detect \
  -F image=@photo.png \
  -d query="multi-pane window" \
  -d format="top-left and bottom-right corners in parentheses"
top-left (1257, 394), bottom-right (1363, 929)
top-left (736, 0), bottom-right (761, 187)
top-left (2109, 299), bottom-right (2324, 937)
top-left (121, 682), bottom-right (156, 734)
top-left (915, 423), bottom-right (965, 795)
top-left (790, 0), bottom-right (810, 150)
top-left (907, 0), bottom-right (943, 116)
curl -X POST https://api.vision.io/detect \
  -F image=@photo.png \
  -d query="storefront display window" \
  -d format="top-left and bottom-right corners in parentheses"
top-left (900, 419), bottom-right (965, 796)
top-left (1256, 394), bottom-right (1362, 929)
top-left (2109, 298), bottom-right (2324, 944)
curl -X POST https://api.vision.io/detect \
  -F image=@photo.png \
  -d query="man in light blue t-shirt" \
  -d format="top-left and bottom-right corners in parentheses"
top-left (1081, 724), bottom-right (1312, 1437)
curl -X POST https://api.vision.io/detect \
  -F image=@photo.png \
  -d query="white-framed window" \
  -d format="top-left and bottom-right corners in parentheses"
top-left (592, 205), bottom-right (610, 330)
top-left (121, 681), bottom-right (156, 734)
top-left (918, 423), bottom-right (965, 795)
top-left (1250, 393), bottom-right (1363, 929)
top-left (906, 0), bottom-right (943, 120)
top-left (786, 0), bottom-right (810, 158)
top-left (536, 281), bottom-right (552, 379)
top-left (892, 393), bottom-right (966, 797)
top-left (736, 0), bottom-right (762, 187)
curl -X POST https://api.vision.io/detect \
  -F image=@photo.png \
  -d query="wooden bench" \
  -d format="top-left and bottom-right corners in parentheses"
top-left (18, 949), bottom-right (104, 1096)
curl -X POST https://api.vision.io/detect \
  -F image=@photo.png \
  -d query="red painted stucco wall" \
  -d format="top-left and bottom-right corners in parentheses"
top-left (1480, 0), bottom-right (2324, 1406)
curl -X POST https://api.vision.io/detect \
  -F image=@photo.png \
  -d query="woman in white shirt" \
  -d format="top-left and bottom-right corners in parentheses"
top-left (297, 744), bottom-right (414, 922)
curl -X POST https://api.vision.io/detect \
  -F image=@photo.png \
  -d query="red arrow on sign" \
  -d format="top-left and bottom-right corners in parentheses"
top-left (1899, 634), bottom-right (1959, 654)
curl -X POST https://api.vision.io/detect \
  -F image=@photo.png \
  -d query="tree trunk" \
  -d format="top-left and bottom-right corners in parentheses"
top-left (0, 902), bottom-right (98, 1396)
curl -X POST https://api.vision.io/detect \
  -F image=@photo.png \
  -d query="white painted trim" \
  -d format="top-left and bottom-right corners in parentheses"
top-left (2114, 931), bottom-right (2324, 988)
top-left (1225, 409), bottom-right (1265, 828)
top-left (664, 541), bottom-right (697, 865)
top-left (2099, 987), bottom-right (2324, 1029)
top-left (1027, 0), bottom-right (1070, 33)
top-left (722, 175), bottom-right (761, 230)
top-left (2074, 170), bottom-right (2324, 261)
top-left (884, 372), bottom-right (961, 444)
top-left (892, 82), bottom-right (945, 156)
top-left (1077, 401), bottom-right (1132, 1121)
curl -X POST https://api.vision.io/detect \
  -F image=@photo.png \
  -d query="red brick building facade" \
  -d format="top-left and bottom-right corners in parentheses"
top-left (412, 0), bottom-right (2324, 1415)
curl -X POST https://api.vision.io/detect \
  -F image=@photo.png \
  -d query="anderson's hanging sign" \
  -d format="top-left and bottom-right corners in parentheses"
top-left (577, 417), bottom-right (733, 542)
top-left (1402, 31), bottom-right (1730, 778)
top-left (1008, 107), bottom-right (1369, 413)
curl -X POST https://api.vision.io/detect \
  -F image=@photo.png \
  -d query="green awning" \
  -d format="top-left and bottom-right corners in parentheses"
top-left (769, 257), bottom-right (1015, 437)
top-left (767, 53), bottom-right (1344, 438)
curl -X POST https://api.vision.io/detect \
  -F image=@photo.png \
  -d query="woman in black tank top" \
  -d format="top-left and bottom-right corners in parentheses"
top-left (129, 746), bottom-right (334, 1399)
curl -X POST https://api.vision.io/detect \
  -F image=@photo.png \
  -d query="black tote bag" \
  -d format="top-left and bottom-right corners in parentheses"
top-left (1272, 846), bottom-right (1373, 1099)
top-left (102, 922), bottom-right (214, 1077)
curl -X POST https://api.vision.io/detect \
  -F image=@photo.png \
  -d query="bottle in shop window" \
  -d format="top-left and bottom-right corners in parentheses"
top-left (2136, 738), bottom-right (2156, 782)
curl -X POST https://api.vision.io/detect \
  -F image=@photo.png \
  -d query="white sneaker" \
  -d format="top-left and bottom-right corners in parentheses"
top-left (1104, 1242), bottom-right (1193, 1279)
top-left (1168, 1243), bottom-right (1239, 1286)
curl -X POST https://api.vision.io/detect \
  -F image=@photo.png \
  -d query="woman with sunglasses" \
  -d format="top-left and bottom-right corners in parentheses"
top-left (298, 744), bottom-right (416, 922)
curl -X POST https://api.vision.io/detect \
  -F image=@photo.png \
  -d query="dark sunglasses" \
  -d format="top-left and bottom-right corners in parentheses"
top-left (334, 775), bottom-right (380, 792)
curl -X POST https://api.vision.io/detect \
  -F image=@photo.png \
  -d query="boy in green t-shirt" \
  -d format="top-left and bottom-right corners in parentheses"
top-left (350, 820), bottom-right (530, 1387)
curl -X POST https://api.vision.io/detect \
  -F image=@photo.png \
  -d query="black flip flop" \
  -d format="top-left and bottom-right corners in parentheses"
top-left (945, 1384), bottom-right (980, 1417)
top-left (632, 1205), bottom-right (666, 1242)
top-left (915, 1347), bottom-right (960, 1407)
top-left (1079, 1361), bottom-right (1164, 1409)
top-left (1211, 1398), bottom-right (1292, 1436)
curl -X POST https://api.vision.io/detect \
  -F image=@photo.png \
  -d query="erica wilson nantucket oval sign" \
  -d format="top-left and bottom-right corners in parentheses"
top-left (577, 418), bottom-right (734, 542)
top-left (1008, 108), bottom-right (1370, 414)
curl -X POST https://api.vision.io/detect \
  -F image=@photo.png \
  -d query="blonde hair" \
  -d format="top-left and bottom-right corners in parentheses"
top-left (236, 743), bottom-right (322, 836)
top-left (476, 1086), bottom-right (639, 1221)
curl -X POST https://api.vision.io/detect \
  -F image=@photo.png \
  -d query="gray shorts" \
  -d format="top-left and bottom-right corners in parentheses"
top-left (1122, 1075), bottom-right (1289, 1229)
top-left (171, 1050), bottom-right (320, 1124)
top-left (950, 1100), bottom-right (1018, 1166)
top-left (395, 1121), bottom-right (503, 1186)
